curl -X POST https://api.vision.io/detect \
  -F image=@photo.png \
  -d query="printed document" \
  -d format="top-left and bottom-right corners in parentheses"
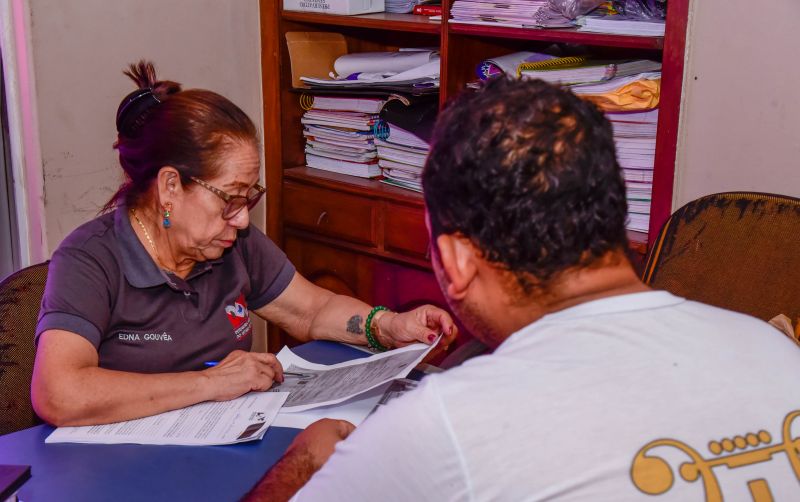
top-left (45, 391), bottom-right (289, 446)
top-left (271, 339), bottom-right (438, 413)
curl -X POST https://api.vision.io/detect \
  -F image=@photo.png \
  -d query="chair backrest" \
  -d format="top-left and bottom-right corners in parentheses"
top-left (0, 261), bottom-right (49, 435)
top-left (642, 192), bottom-right (800, 323)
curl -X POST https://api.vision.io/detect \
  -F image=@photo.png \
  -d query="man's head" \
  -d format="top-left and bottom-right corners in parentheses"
top-left (423, 77), bottom-right (631, 344)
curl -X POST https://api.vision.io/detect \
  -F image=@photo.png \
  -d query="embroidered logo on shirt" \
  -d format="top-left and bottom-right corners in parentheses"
top-left (225, 293), bottom-right (252, 341)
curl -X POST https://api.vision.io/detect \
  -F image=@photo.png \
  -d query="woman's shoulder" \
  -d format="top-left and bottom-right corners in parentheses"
top-left (54, 210), bottom-right (119, 258)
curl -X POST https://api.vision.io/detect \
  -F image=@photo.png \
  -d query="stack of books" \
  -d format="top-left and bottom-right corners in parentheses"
top-left (301, 96), bottom-right (385, 178)
top-left (377, 124), bottom-right (430, 193)
top-left (606, 109), bottom-right (659, 232)
top-left (519, 58), bottom-right (661, 86)
top-left (577, 14), bottom-right (665, 36)
top-left (449, 0), bottom-right (549, 27)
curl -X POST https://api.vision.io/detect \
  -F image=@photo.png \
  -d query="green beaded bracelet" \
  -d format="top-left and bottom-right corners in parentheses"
top-left (365, 305), bottom-right (389, 352)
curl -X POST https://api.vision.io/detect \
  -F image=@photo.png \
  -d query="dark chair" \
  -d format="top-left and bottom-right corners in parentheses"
top-left (642, 192), bottom-right (800, 323)
top-left (0, 261), bottom-right (48, 435)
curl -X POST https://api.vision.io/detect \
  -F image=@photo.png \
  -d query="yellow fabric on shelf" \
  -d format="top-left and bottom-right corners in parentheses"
top-left (582, 78), bottom-right (661, 112)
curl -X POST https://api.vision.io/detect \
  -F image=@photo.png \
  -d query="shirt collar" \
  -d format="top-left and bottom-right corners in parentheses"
top-left (114, 205), bottom-right (224, 289)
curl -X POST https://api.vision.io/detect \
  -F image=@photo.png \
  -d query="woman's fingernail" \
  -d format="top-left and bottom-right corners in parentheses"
top-left (428, 334), bottom-right (436, 342)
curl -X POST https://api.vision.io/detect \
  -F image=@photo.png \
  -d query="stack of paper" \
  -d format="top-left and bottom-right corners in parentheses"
top-left (606, 109), bottom-right (659, 232)
top-left (377, 124), bottom-right (430, 192)
top-left (300, 50), bottom-right (440, 95)
top-left (302, 96), bottom-right (385, 178)
top-left (577, 14), bottom-right (665, 36)
top-left (521, 59), bottom-right (661, 86)
top-left (449, 0), bottom-right (549, 27)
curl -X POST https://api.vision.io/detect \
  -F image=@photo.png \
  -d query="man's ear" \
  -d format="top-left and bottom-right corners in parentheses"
top-left (435, 233), bottom-right (479, 301)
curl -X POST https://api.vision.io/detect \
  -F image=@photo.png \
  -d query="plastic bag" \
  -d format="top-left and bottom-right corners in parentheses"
top-left (548, 0), bottom-right (606, 20)
top-left (612, 0), bottom-right (667, 20)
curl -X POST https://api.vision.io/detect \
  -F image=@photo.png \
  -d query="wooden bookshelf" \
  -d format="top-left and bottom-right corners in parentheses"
top-left (260, 0), bottom-right (689, 351)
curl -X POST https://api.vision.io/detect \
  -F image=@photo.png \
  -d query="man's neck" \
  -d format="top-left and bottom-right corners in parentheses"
top-left (490, 251), bottom-right (649, 344)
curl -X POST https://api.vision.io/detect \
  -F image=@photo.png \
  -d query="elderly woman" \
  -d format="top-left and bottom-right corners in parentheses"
top-left (31, 62), bottom-right (456, 426)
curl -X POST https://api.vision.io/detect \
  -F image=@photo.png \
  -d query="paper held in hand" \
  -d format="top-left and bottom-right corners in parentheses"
top-left (45, 391), bottom-right (289, 446)
top-left (271, 337), bottom-right (440, 413)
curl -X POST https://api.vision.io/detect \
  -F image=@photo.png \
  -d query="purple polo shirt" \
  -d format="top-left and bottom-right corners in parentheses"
top-left (35, 206), bottom-right (295, 373)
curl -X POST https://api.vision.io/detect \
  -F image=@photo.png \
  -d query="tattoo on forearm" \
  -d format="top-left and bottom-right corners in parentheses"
top-left (346, 315), bottom-right (364, 335)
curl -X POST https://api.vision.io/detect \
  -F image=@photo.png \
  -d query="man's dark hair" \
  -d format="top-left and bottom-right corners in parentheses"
top-left (423, 77), bottom-right (629, 293)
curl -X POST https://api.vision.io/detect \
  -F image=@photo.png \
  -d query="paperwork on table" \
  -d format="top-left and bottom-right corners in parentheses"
top-left (45, 391), bottom-right (288, 446)
top-left (271, 338), bottom-right (439, 413)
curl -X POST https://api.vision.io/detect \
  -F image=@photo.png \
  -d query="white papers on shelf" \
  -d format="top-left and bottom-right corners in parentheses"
top-left (270, 339), bottom-right (439, 413)
top-left (309, 96), bottom-right (386, 114)
top-left (45, 391), bottom-right (289, 446)
top-left (306, 154), bottom-right (381, 178)
top-left (577, 15), bottom-right (665, 36)
top-left (301, 60), bottom-right (440, 88)
top-left (334, 50), bottom-right (439, 78)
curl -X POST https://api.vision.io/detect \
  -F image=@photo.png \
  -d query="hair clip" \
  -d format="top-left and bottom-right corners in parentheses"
top-left (116, 88), bottom-right (161, 135)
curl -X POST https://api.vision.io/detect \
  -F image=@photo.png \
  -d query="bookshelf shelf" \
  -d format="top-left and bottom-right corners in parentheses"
top-left (284, 167), bottom-right (425, 207)
top-left (281, 11), bottom-right (442, 34)
top-left (448, 23), bottom-right (663, 50)
top-left (262, 1), bottom-right (688, 350)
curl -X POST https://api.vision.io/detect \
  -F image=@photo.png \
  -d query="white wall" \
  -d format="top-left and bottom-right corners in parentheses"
top-left (28, 0), bottom-right (264, 249)
top-left (25, 0), bottom-right (267, 349)
top-left (674, 0), bottom-right (800, 207)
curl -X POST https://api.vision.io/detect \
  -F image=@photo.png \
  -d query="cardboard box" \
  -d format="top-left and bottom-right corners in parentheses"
top-left (283, 0), bottom-right (384, 15)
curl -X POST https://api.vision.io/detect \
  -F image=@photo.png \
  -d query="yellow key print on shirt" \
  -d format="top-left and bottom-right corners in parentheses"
top-left (631, 410), bottom-right (800, 501)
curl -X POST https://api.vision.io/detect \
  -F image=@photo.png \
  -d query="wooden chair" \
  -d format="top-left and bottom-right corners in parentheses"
top-left (0, 261), bottom-right (48, 435)
top-left (642, 192), bottom-right (800, 323)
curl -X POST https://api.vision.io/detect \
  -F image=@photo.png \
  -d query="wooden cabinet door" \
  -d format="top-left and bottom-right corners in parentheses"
top-left (278, 235), bottom-right (473, 360)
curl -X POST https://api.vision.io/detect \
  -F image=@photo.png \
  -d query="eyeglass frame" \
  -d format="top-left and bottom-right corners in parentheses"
top-left (189, 176), bottom-right (266, 220)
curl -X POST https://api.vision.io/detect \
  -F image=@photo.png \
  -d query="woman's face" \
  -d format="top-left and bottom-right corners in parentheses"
top-left (171, 140), bottom-right (261, 263)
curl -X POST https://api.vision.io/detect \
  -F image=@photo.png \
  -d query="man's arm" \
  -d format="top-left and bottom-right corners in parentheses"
top-left (243, 419), bottom-right (355, 502)
top-left (245, 377), bottom-right (467, 502)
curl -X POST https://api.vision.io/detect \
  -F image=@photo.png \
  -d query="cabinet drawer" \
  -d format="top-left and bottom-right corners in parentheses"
top-left (283, 182), bottom-right (377, 246)
top-left (385, 204), bottom-right (430, 260)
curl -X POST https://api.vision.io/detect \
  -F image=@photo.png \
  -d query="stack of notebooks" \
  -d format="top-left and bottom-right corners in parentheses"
top-left (577, 13), bottom-right (666, 36)
top-left (607, 109), bottom-right (659, 233)
top-left (377, 125), bottom-right (430, 192)
top-left (519, 57), bottom-right (661, 86)
top-left (301, 96), bottom-right (385, 178)
top-left (449, 0), bottom-right (550, 27)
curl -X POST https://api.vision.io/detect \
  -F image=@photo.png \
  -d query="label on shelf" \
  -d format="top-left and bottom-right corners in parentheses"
top-left (283, 0), bottom-right (385, 15)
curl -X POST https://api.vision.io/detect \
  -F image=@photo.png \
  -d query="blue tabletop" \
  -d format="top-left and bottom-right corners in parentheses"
top-left (0, 341), bottom-right (369, 502)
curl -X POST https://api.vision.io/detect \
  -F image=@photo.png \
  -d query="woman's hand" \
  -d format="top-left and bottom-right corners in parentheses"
top-left (375, 305), bottom-right (458, 350)
top-left (204, 350), bottom-right (284, 401)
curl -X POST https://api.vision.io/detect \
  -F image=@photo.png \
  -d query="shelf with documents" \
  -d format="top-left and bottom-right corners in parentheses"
top-left (448, 23), bottom-right (664, 50)
top-left (261, 0), bottom-right (688, 349)
top-left (281, 10), bottom-right (442, 34)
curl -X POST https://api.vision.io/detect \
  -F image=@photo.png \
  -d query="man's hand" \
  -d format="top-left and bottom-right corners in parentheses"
top-left (243, 419), bottom-right (355, 502)
top-left (203, 350), bottom-right (284, 402)
top-left (376, 304), bottom-right (458, 350)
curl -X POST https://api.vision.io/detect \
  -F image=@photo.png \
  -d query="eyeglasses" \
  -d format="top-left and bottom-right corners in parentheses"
top-left (189, 176), bottom-right (266, 220)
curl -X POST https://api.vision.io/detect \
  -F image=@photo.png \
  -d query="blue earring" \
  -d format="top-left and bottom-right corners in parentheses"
top-left (162, 202), bottom-right (172, 228)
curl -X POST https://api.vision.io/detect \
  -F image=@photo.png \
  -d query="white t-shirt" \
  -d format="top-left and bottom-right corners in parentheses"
top-left (293, 291), bottom-right (800, 501)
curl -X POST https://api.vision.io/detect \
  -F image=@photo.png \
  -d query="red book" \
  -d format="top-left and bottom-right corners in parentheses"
top-left (412, 5), bottom-right (442, 16)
